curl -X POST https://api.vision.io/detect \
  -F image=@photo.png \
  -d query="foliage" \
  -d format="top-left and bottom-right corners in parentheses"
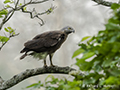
top-left (0, 0), bottom-right (16, 49)
top-left (0, 26), bottom-right (16, 46)
top-left (0, 36), bottom-right (9, 44)
top-left (26, 3), bottom-right (120, 90)
top-left (4, 0), bottom-right (14, 4)
top-left (26, 75), bottom-right (82, 90)
top-left (72, 3), bottom-right (120, 90)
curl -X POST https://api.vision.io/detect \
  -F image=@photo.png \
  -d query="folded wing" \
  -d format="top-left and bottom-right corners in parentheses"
top-left (21, 31), bottom-right (66, 53)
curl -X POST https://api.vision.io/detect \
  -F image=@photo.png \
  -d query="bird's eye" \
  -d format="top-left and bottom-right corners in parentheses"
top-left (68, 27), bottom-right (71, 30)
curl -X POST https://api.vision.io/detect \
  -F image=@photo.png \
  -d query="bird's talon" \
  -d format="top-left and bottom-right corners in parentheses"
top-left (50, 65), bottom-right (57, 67)
top-left (43, 65), bottom-right (47, 68)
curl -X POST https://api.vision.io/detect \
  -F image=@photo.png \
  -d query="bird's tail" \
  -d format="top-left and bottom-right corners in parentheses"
top-left (20, 48), bottom-right (27, 53)
top-left (20, 53), bottom-right (27, 60)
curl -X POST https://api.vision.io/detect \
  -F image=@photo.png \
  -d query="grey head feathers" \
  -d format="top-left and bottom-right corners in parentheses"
top-left (61, 26), bottom-right (75, 34)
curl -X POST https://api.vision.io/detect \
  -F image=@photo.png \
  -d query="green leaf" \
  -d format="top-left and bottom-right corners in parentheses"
top-left (4, 28), bottom-right (9, 32)
top-left (4, 0), bottom-right (13, 4)
top-left (105, 76), bottom-right (120, 85)
top-left (109, 69), bottom-right (120, 76)
top-left (76, 58), bottom-right (93, 71)
top-left (26, 83), bottom-right (38, 88)
top-left (47, 7), bottom-right (54, 14)
top-left (102, 59), bottom-right (112, 68)
top-left (98, 43), bottom-right (112, 55)
top-left (72, 48), bottom-right (85, 58)
top-left (23, 7), bottom-right (27, 11)
top-left (75, 50), bottom-right (95, 71)
top-left (105, 23), bottom-right (120, 31)
top-left (5, 4), bottom-right (11, 8)
top-left (7, 27), bottom-right (15, 34)
top-left (111, 42), bottom-right (120, 53)
top-left (19, 3), bottom-right (22, 6)
top-left (0, 15), bottom-right (3, 18)
top-left (111, 3), bottom-right (120, 10)
top-left (0, 36), bottom-right (9, 43)
top-left (7, 27), bottom-right (12, 30)
top-left (45, 75), bottom-right (54, 82)
top-left (26, 81), bottom-right (43, 89)
top-left (4, 27), bottom-right (15, 35)
top-left (0, 9), bottom-right (8, 15)
top-left (78, 43), bottom-right (87, 50)
top-left (92, 61), bottom-right (102, 72)
top-left (45, 75), bottom-right (59, 84)
top-left (81, 36), bottom-right (91, 42)
top-left (87, 36), bottom-right (95, 44)
top-left (79, 51), bottom-right (95, 61)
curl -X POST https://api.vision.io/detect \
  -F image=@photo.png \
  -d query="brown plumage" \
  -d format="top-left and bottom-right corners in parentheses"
top-left (20, 26), bottom-right (75, 67)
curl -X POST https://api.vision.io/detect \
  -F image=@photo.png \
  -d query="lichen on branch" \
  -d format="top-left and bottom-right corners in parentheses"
top-left (0, 66), bottom-right (76, 90)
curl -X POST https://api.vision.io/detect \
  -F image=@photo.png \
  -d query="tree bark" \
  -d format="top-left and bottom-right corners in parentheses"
top-left (92, 0), bottom-right (113, 7)
top-left (0, 66), bottom-right (76, 90)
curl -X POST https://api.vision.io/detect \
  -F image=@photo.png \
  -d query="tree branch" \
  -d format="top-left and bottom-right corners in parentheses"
top-left (119, 0), bottom-right (120, 4)
top-left (0, 77), bottom-right (4, 84)
top-left (92, 0), bottom-right (113, 7)
top-left (0, 0), bottom-right (50, 30)
top-left (21, 4), bottom-right (56, 26)
top-left (0, 66), bottom-right (76, 90)
top-left (15, 0), bottom-right (20, 8)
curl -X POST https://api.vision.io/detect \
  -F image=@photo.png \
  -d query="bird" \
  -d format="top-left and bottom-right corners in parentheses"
top-left (20, 26), bottom-right (75, 67)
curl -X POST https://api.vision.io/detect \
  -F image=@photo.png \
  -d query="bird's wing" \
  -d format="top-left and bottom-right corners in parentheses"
top-left (24, 31), bottom-right (66, 50)
top-left (32, 32), bottom-right (50, 40)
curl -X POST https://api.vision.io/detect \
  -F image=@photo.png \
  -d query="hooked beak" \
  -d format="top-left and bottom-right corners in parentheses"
top-left (71, 29), bottom-right (75, 33)
top-left (72, 29), bottom-right (75, 33)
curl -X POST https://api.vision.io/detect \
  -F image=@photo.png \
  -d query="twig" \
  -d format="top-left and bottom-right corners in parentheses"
top-left (17, 0), bottom-right (49, 10)
top-left (21, 8), bottom-right (46, 26)
top-left (15, 0), bottom-right (20, 8)
top-left (0, 76), bottom-right (4, 84)
top-left (37, 16), bottom-right (45, 26)
top-left (0, 66), bottom-right (76, 90)
top-left (0, 42), bottom-right (7, 51)
top-left (0, 33), bottom-right (19, 51)
top-left (0, 10), bottom-right (14, 30)
top-left (4, 10), bottom-right (15, 24)
top-left (0, 0), bottom-right (49, 31)
top-left (92, 0), bottom-right (113, 7)
top-left (21, 4), bottom-right (56, 26)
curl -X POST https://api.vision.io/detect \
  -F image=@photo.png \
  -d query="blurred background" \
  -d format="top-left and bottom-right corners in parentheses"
top-left (0, 0), bottom-right (118, 90)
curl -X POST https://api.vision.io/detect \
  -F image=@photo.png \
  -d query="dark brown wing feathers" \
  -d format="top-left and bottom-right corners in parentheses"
top-left (20, 31), bottom-right (67, 53)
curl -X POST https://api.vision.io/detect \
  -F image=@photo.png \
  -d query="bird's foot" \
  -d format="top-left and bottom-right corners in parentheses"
top-left (43, 64), bottom-right (48, 68)
top-left (50, 64), bottom-right (57, 67)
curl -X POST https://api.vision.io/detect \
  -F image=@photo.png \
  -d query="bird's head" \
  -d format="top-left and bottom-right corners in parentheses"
top-left (61, 26), bottom-right (75, 34)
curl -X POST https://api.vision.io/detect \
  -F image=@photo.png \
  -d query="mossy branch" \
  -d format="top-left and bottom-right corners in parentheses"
top-left (0, 66), bottom-right (76, 90)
